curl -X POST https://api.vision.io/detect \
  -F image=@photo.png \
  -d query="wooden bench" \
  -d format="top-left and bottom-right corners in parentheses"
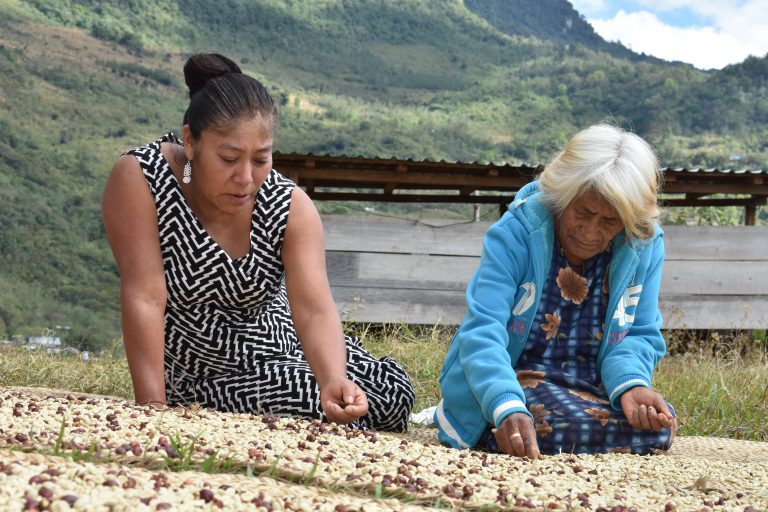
top-left (323, 215), bottom-right (768, 329)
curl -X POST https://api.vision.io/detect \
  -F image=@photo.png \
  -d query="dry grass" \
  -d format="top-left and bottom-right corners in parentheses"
top-left (2, 327), bottom-right (766, 441)
top-left (0, 344), bottom-right (132, 400)
top-left (655, 335), bottom-right (768, 441)
top-left (361, 325), bottom-right (768, 442)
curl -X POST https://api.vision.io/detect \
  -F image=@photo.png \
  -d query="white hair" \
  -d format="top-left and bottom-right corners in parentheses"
top-left (538, 124), bottom-right (661, 240)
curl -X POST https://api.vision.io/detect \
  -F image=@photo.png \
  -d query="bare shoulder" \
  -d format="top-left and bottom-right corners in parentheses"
top-left (103, 154), bottom-right (154, 214)
top-left (105, 153), bottom-right (144, 189)
top-left (283, 186), bottom-right (326, 261)
top-left (102, 152), bottom-right (163, 273)
top-left (287, 186), bottom-right (323, 235)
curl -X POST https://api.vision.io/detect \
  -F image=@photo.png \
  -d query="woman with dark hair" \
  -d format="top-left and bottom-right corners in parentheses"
top-left (435, 124), bottom-right (677, 456)
top-left (102, 53), bottom-right (414, 431)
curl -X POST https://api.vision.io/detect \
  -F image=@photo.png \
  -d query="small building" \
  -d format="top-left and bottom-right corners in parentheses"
top-left (26, 335), bottom-right (62, 351)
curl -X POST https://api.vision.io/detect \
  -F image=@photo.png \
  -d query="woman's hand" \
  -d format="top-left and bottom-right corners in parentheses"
top-left (620, 386), bottom-right (676, 431)
top-left (320, 377), bottom-right (369, 424)
top-left (495, 412), bottom-right (540, 459)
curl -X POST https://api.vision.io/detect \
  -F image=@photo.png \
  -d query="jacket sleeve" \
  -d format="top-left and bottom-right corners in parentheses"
top-left (602, 235), bottom-right (667, 410)
top-left (456, 218), bottom-right (533, 427)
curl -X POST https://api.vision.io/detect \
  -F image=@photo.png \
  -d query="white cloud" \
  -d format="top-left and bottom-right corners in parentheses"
top-left (589, 5), bottom-right (768, 69)
top-left (634, 0), bottom-right (733, 18)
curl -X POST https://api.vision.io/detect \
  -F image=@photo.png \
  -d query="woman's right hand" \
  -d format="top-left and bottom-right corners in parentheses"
top-left (319, 376), bottom-right (369, 425)
top-left (494, 412), bottom-right (540, 459)
top-left (620, 386), bottom-right (676, 431)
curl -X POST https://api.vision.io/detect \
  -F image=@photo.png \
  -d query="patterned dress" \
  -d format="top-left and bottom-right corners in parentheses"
top-left (126, 134), bottom-right (415, 432)
top-left (479, 240), bottom-right (675, 454)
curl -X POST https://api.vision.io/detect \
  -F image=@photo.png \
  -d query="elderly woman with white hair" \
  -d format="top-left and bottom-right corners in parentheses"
top-left (435, 124), bottom-right (676, 458)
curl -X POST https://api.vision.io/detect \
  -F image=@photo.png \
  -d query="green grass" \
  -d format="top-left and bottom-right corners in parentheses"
top-left (351, 323), bottom-right (453, 413)
top-left (655, 332), bottom-right (768, 441)
top-left (2, 328), bottom-right (766, 442)
top-left (0, 343), bottom-right (132, 399)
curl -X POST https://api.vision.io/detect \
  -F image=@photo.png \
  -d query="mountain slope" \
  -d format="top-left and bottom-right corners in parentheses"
top-left (464, 0), bottom-right (634, 59)
top-left (0, 0), bottom-right (765, 346)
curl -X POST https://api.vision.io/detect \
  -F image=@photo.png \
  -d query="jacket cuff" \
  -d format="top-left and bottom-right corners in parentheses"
top-left (488, 392), bottom-right (530, 427)
top-left (607, 375), bottom-right (650, 410)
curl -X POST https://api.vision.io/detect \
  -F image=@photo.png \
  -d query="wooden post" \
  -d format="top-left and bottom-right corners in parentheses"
top-left (745, 205), bottom-right (756, 226)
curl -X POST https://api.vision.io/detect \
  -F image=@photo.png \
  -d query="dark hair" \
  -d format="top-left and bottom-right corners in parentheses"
top-left (182, 53), bottom-right (277, 139)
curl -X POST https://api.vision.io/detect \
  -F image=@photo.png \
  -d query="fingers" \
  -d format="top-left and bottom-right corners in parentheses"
top-left (521, 421), bottom-right (541, 459)
top-left (647, 406), bottom-right (663, 430)
top-left (346, 381), bottom-right (369, 408)
top-left (627, 403), bottom-right (675, 431)
top-left (340, 391), bottom-right (369, 419)
top-left (647, 405), bottom-right (676, 430)
top-left (321, 380), bottom-right (369, 424)
top-left (651, 392), bottom-right (677, 431)
top-left (495, 414), bottom-right (540, 459)
top-left (509, 430), bottom-right (526, 457)
top-left (637, 404), bottom-right (653, 430)
top-left (653, 395), bottom-right (672, 418)
top-left (340, 381), bottom-right (369, 418)
top-left (324, 400), bottom-right (364, 424)
top-left (323, 400), bottom-right (354, 424)
top-left (621, 387), bottom-right (676, 431)
top-left (620, 387), bottom-right (642, 429)
top-left (624, 404), bottom-right (640, 429)
top-left (492, 427), bottom-right (515, 456)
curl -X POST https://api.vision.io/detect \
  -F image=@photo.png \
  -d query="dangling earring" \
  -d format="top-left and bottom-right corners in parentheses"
top-left (183, 161), bottom-right (192, 184)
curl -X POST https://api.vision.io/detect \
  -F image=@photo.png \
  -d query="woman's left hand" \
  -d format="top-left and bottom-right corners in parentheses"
top-left (320, 377), bottom-right (369, 424)
top-left (620, 386), bottom-right (676, 431)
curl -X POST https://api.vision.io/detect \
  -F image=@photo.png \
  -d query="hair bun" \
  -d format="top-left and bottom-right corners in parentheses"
top-left (183, 53), bottom-right (242, 98)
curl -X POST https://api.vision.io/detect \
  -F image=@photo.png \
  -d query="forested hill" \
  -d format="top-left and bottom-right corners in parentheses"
top-left (0, 0), bottom-right (766, 348)
top-left (464, 0), bottom-right (636, 59)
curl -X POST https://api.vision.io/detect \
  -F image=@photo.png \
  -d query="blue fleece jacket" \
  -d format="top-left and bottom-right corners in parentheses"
top-left (434, 181), bottom-right (666, 449)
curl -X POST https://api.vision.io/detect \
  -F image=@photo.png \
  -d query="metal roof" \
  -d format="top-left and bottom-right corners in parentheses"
top-left (272, 152), bottom-right (767, 223)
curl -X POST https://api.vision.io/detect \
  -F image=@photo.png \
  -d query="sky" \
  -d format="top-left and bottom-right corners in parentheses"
top-left (569, 0), bottom-right (768, 69)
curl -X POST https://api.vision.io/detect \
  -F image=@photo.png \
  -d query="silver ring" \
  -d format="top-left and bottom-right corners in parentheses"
top-left (511, 432), bottom-right (522, 438)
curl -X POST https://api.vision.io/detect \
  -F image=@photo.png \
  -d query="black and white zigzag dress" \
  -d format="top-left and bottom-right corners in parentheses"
top-left (126, 133), bottom-right (414, 432)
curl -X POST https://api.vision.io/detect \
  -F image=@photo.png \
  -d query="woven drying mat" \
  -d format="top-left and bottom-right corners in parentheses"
top-left (668, 435), bottom-right (768, 463)
top-left (0, 449), bottom-right (432, 511)
top-left (14, 387), bottom-right (768, 464)
top-left (13, 385), bottom-right (127, 402)
top-left (399, 426), bottom-right (768, 463)
top-left (3, 386), bottom-right (767, 510)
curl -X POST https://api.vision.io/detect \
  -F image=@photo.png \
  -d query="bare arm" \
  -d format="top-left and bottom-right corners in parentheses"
top-left (283, 187), bottom-right (368, 423)
top-left (102, 154), bottom-right (167, 406)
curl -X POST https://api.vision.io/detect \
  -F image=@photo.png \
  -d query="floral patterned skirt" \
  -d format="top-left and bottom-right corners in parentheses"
top-left (478, 370), bottom-right (676, 455)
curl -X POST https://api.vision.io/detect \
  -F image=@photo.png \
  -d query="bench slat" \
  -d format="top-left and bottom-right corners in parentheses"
top-left (662, 226), bottom-right (768, 260)
top-left (324, 218), bottom-right (768, 260)
top-left (662, 261), bottom-right (767, 295)
top-left (322, 216), bottom-right (768, 328)
top-left (659, 295), bottom-right (768, 329)
top-left (324, 215), bottom-right (489, 256)
top-left (327, 252), bottom-right (767, 295)
top-left (332, 287), bottom-right (768, 329)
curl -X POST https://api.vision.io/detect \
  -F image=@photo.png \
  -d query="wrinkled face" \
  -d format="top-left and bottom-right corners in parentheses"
top-left (183, 116), bottom-right (273, 216)
top-left (555, 189), bottom-right (624, 266)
